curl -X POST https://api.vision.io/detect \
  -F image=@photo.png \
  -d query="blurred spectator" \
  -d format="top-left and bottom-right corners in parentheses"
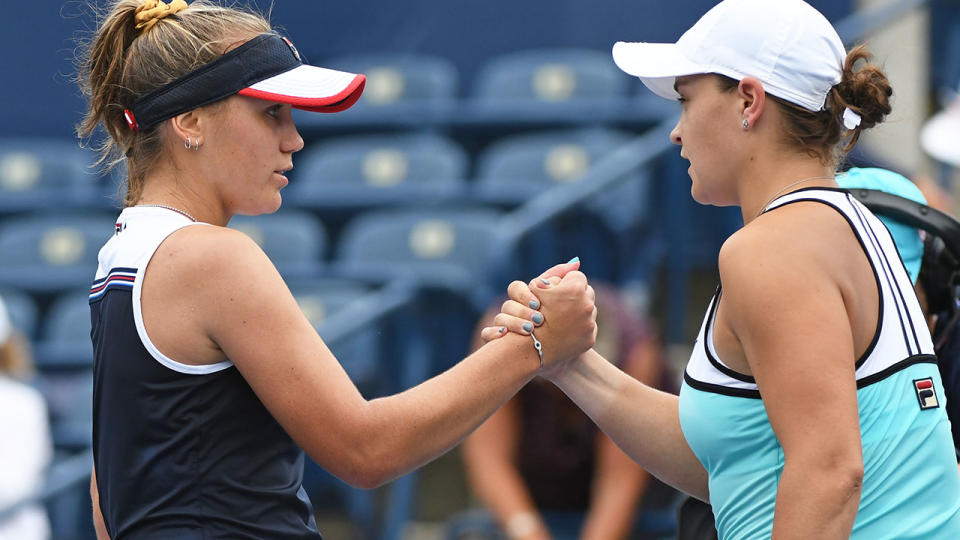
top-left (452, 283), bottom-right (674, 540)
top-left (0, 294), bottom-right (52, 540)
top-left (919, 87), bottom-right (960, 212)
top-left (921, 91), bottom-right (960, 169)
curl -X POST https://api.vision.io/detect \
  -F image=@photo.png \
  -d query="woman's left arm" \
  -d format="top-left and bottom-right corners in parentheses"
top-left (720, 222), bottom-right (863, 540)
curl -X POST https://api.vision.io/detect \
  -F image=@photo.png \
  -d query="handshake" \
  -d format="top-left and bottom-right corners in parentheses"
top-left (480, 257), bottom-right (598, 377)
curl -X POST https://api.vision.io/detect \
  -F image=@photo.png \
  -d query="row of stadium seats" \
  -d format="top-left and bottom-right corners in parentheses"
top-left (0, 128), bottom-right (654, 216)
top-left (327, 49), bottom-right (637, 106)
top-left (0, 205), bottom-right (615, 294)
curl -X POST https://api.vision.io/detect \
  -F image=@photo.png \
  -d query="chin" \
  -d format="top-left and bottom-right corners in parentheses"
top-left (269, 193), bottom-right (284, 213)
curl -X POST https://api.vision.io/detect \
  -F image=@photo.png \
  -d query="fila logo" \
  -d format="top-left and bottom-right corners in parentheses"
top-left (914, 377), bottom-right (939, 410)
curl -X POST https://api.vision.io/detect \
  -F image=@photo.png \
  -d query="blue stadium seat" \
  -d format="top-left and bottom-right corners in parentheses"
top-left (334, 207), bottom-right (502, 298)
top-left (325, 53), bottom-right (458, 108)
top-left (474, 128), bottom-right (660, 285)
top-left (0, 288), bottom-right (40, 340)
top-left (472, 48), bottom-right (629, 104)
top-left (33, 369), bottom-right (93, 453)
top-left (0, 138), bottom-right (110, 214)
top-left (31, 291), bottom-right (94, 451)
top-left (0, 212), bottom-right (115, 295)
top-left (228, 211), bottom-right (328, 279)
top-left (333, 206), bottom-right (506, 399)
top-left (33, 291), bottom-right (93, 370)
top-left (474, 128), bottom-right (651, 228)
top-left (286, 133), bottom-right (468, 211)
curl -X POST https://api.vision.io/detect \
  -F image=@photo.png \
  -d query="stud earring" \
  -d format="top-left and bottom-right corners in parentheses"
top-left (742, 119), bottom-right (749, 130)
top-left (184, 137), bottom-right (192, 149)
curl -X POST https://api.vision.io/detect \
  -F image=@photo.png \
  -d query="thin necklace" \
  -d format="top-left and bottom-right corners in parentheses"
top-left (137, 204), bottom-right (197, 222)
top-left (755, 175), bottom-right (834, 219)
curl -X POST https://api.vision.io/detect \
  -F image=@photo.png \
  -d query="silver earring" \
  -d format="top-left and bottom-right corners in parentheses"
top-left (742, 119), bottom-right (749, 130)
top-left (193, 138), bottom-right (201, 151)
top-left (184, 137), bottom-right (192, 149)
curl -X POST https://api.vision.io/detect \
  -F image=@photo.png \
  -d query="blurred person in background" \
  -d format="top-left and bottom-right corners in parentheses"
top-left (0, 294), bottom-right (52, 540)
top-left (484, 0), bottom-right (960, 537)
top-left (920, 86), bottom-right (960, 211)
top-left (456, 284), bottom-right (673, 540)
top-left (78, 1), bottom-right (597, 538)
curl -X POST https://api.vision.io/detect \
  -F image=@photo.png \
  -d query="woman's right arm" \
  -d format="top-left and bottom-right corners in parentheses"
top-left (145, 226), bottom-right (596, 489)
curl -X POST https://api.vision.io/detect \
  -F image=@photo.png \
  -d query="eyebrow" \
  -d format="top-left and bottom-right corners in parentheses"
top-left (674, 78), bottom-right (689, 94)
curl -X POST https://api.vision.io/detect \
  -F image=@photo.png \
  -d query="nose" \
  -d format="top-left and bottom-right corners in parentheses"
top-left (669, 119), bottom-right (682, 146)
top-left (283, 124), bottom-right (305, 154)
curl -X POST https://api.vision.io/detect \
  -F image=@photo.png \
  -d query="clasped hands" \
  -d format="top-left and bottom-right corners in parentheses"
top-left (481, 259), bottom-right (598, 376)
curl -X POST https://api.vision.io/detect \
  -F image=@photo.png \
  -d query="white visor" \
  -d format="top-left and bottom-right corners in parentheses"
top-left (239, 64), bottom-right (366, 113)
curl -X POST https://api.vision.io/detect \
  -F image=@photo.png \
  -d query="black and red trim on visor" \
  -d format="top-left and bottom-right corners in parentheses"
top-left (123, 33), bottom-right (365, 131)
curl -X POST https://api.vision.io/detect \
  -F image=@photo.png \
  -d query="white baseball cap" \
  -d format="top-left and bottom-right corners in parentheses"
top-left (921, 95), bottom-right (960, 166)
top-left (612, 0), bottom-right (846, 112)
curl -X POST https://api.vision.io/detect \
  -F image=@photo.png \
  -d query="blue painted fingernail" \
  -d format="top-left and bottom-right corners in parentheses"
top-left (532, 313), bottom-right (543, 325)
top-left (522, 322), bottom-right (533, 333)
top-left (567, 256), bottom-right (579, 264)
top-left (498, 326), bottom-right (506, 334)
top-left (540, 278), bottom-right (551, 285)
top-left (529, 299), bottom-right (540, 309)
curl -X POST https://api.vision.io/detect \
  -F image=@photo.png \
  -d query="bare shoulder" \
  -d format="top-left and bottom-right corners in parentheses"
top-left (156, 224), bottom-right (271, 275)
top-left (148, 223), bottom-right (286, 331)
top-left (719, 201), bottom-right (852, 282)
top-left (718, 201), bottom-right (856, 327)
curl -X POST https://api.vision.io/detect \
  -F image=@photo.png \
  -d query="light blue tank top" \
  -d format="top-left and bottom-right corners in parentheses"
top-left (678, 188), bottom-right (960, 539)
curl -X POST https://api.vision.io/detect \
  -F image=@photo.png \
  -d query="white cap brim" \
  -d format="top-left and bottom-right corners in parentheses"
top-left (612, 41), bottom-right (711, 101)
top-left (921, 102), bottom-right (960, 167)
top-left (239, 64), bottom-right (366, 113)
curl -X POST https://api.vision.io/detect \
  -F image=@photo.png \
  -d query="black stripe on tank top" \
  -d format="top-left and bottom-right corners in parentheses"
top-left (847, 193), bottom-right (924, 354)
top-left (847, 194), bottom-right (921, 356)
top-left (683, 371), bottom-right (762, 399)
top-left (855, 354), bottom-right (937, 388)
top-left (702, 287), bottom-right (757, 384)
top-left (763, 196), bottom-right (883, 369)
top-left (687, 354), bottom-right (936, 398)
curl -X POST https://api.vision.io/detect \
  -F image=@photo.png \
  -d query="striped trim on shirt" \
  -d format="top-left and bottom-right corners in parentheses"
top-left (90, 267), bottom-right (137, 302)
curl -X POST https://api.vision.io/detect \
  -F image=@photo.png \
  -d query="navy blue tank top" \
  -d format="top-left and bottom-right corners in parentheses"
top-left (90, 207), bottom-right (320, 539)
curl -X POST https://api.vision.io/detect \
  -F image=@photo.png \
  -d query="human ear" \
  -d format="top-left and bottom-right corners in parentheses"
top-left (169, 109), bottom-right (203, 146)
top-left (738, 76), bottom-right (766, 130)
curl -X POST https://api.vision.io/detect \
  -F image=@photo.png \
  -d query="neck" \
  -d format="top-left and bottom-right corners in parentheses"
top-left (738, 153), bottom-right (836, 224)
top-left (137, 167), bottom-right (226, 226)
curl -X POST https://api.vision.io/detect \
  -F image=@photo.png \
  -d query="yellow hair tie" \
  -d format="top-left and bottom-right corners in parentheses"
top-left (135, 0), bottom-right (189, 32)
